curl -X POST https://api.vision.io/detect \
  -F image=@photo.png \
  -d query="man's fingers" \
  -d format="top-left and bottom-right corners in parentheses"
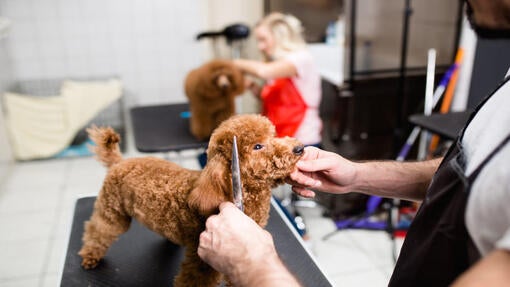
top-left (205, 214), bottom-right (219, 230)
top-left (296, 158), bottom-right (334, 173)
top-left (292, 186), bottom-right (316, 198)
top-left (199, 230), bottom-right (212, 246)
top-left (198, 230), bottom-right (212, 259)
top-left (219, 202), bottom-right (244, 216)
top-left (289, 169), bottom-right (322, 188)
top-left (219, 201), bottom-right (236, 211)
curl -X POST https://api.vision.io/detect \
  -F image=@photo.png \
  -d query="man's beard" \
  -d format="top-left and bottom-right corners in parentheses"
top-left (466, 1), bottom-right (510, 39)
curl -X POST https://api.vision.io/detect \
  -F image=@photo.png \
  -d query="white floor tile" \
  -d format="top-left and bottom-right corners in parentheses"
top-left (0, 239), bottom-right (49, 280)
top-left (0, 187), bottom-right (61, 214)
top-left (0, 210), bottom-right (56, 242)
top-left (297, 202), bottom-right (398, 286)
top-left (0, 276), bottom-right (40, 287)
top-left (45, 238), bottom-right (67, 275)
top-left (61, 184), bottom-right (100, 207)
top-left (41, 273), bottom-right (59, 287)
top-left (52, 202), bottom-right (76, 240)
top-left (345, 230), bottom-right (396, 266)
top-left (2, 159), bottom-right (68, 191)
top-left (313, 233), bottom-right (380, 276)
top-left (65, 158), bottom-right (107, 187)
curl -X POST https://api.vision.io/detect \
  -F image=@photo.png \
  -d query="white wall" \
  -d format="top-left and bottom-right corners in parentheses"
top-left (0, 34), bottom-right (14, 183)
top-left (346, 0), bottom-right (459, 71)
top-left (203, 0), bottom-right (263, 114)
top-left (203, 0), bottom-right (262, 60)
top-left (0, 0), bottom-right (209, 106)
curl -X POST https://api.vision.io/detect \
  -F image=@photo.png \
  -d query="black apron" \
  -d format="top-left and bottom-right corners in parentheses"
top-left (389, 75), bottom-right (510, 287)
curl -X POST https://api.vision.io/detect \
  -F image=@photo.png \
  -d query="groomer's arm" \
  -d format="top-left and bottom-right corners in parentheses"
top-left (233, 59), bottom-right (297, 80)
top-left (198, 202), bottom-right (301, 287)
top-left (451, 249), bottom-right (510, 286)
top-left (231, 252), bottom-right (301, 287)
top-left (289, 147), bottom-right (442, 202)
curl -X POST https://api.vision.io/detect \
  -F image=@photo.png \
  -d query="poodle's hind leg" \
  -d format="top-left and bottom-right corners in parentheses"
top-left (173, 246), bottom-right (222, 287)
top-left (78, 190), bottom-right (131, 269)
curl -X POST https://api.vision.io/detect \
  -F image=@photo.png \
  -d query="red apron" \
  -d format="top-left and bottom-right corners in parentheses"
top-left (260, 78), bottom-right (307, 138)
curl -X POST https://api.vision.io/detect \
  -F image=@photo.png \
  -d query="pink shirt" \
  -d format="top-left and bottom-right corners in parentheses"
top-left (285, 49), bottom-right (323, 145)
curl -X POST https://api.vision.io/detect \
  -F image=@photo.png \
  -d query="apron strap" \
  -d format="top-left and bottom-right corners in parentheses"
top-left (459, 75), bottom-right (510, 140)
top-left (468, 134), bottom-right (510, 181)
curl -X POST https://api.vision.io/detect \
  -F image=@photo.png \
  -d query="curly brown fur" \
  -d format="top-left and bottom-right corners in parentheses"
top-left (86, 125), bottom-right (122, 168)
top-left (79, 115), bottom-right (304, 287)
top-left (184, 59), bottom-right (245, 140)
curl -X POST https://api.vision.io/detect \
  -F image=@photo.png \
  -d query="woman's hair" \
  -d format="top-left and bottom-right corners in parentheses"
top-left (257, 12), bottom-right (306, 59)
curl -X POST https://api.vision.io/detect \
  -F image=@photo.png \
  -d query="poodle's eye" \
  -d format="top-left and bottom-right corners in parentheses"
top-left (253, 144), bottom-right (264, 150)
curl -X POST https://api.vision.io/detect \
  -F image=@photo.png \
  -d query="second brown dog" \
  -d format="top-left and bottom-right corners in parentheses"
top-left (184, 59), bottom-right (245, 140)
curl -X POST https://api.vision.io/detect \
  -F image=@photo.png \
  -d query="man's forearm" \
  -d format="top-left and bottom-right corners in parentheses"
top-left (353, 158), bottom-right (442, 202)
top-left (230, 252), bottom-right (301, 287)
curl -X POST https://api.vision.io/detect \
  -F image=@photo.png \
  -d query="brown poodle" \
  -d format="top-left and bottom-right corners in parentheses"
top-left (78, 114), bottom-right (304, 287)
top-left (184, 59), bottom-right (245, 140)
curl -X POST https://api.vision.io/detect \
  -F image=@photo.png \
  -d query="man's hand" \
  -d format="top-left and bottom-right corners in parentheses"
top-left (198, 202), bottom-right (301, 287)
top-left (287, 146), bottom-right (358, 197)
top-left (198, 202), bottom-right (276, 276)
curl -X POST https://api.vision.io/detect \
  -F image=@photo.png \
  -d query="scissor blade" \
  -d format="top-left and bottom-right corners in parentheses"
top-left (231, 136), bottom-right (244, 212)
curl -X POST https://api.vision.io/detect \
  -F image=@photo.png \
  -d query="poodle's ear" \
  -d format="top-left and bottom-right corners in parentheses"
top-left (184, 69), bottom-right (198, 100)
top-left (231, 65), bottom-right (245, 96)
top-left (188, 154), bottom-right (230, 216)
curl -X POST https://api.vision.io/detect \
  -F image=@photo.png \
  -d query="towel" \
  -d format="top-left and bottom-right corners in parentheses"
top-left (4, 79), bottom-right (122, 160)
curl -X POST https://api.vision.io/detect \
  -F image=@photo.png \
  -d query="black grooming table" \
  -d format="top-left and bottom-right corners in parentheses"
top-left (60, 197), bottom-right (333, 287)
top-left (408, 110), bottom-right (472, 140)
top-left (130, 104), bottom-right (208, 152)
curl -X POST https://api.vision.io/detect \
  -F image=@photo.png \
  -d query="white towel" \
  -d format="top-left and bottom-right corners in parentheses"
top-left (4, 79), bottom-right (122, 160)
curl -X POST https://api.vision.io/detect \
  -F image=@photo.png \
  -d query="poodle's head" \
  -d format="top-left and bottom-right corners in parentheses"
top-left (187, 59), bottom-right (245, 100)
top-left (188, 114), bottom-right (304, 216)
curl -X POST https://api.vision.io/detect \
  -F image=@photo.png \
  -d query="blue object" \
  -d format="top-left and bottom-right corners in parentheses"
top-left (180, 111), bottom-right (191, 118)
top-left (55, 138), bottom-right (94, 158)
top-left (331, 196), bottom-right (386, 231)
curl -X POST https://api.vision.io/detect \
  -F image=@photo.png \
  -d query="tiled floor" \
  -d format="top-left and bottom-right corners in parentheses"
top-left (0, 140), bottom-right (401, 287)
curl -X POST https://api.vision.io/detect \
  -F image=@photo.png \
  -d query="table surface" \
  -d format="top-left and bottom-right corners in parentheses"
top-left (130, 103), bottom-right (208, 153)
top-left (409, 110), bottom-right (472, 140)
top-left (60, 196), bottom-right (333, 287)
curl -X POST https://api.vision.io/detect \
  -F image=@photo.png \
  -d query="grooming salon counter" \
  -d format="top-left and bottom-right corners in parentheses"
top-left (130, 103), bottom-right (208, 153)
top-left (59, 196), bottom-right (333, 287)
top-left (409, 110), bottom-right (471, 140)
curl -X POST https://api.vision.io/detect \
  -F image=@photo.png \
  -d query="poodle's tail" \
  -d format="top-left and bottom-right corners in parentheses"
top-left (87, 126), bottom-right (123, 168)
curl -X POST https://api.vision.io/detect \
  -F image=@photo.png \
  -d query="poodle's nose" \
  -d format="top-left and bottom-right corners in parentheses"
top-left (217, 75), bottom-right (230, 89)
top-left (293, 145), bottom-right (304, 155)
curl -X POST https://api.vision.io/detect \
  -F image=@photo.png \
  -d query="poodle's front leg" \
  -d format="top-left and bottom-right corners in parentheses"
top-left (78, 201), bottom-right (131, 269)
top-left (173, 246), bottom-right (222, 287)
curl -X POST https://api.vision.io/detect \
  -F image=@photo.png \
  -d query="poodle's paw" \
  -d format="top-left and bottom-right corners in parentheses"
top-left (81, 256), bottom-right (101, 269)
top-left (78, 248), bottom-right (103, 269)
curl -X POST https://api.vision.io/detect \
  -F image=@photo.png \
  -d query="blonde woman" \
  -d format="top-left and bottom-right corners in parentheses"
top-left (234, 12), bottom-right (322, 147)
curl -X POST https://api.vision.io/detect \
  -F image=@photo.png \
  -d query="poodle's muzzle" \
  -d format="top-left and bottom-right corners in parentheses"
top-left (216, 75), bottom-right (230, 90)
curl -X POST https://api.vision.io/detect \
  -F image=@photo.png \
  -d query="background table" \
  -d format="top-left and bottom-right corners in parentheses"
top-left (130, 103), bottom-right (208, 152)
top-left (60, 197), bottom-right (333, 287)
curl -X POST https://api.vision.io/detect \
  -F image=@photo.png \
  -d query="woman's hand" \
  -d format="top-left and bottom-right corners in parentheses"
top-left (244, 77), bottom-right (262, 98)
